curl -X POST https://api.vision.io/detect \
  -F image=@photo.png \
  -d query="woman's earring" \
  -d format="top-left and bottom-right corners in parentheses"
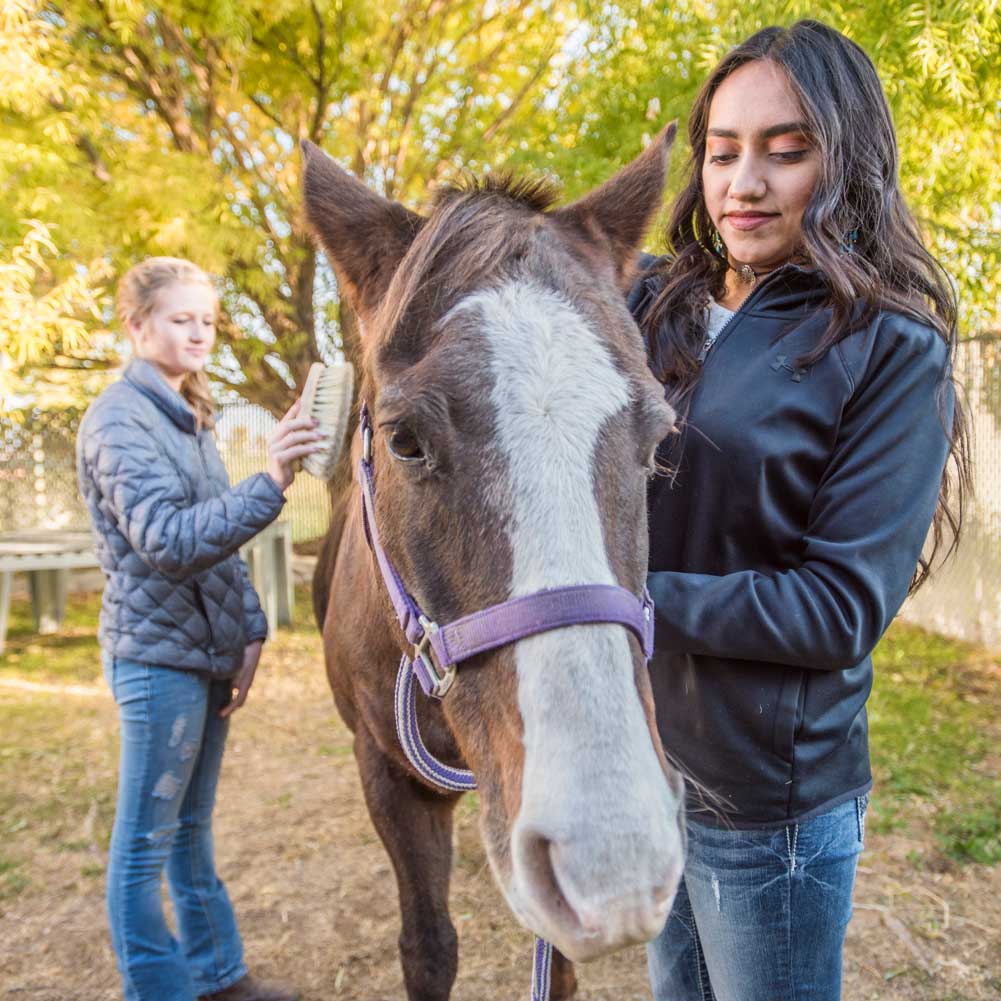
top-left (841, 229), bottom-right (859, 253)
top-left (711, 226), bottom-right (724, 256)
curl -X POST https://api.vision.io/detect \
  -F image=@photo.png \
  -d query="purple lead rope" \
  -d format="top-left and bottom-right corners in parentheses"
top-left (394, 654), bottom-right (476, 793)
top-left (394, 653), bottom-right (551, 998)
top-left (532, 936), bottom-right (553, 1001)
top-left (360, 401), bottom-right (658, 1001)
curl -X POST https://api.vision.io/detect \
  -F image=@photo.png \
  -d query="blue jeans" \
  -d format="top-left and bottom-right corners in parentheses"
top-left (647, 795), bottom-right (868, 1001)
top-left (103, 655), bottom-right (247, 1001)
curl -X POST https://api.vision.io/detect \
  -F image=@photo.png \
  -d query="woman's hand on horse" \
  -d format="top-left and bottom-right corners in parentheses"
top-left (219, 639), bottom-right (263, 718)
top-left (266, 397), bottom-right (327, 492)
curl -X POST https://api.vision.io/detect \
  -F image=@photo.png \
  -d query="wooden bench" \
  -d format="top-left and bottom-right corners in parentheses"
top-left (0, 531), bottom-right (100, 655)
top-left (0, 522), bottom-right (295, 654)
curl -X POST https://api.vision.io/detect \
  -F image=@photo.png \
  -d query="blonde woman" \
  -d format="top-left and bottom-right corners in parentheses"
top-left (77, 258), bottom-right (324, 1001)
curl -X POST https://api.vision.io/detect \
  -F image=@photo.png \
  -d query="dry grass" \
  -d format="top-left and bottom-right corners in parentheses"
top-left (1, 589), bottom-right (999, 1000)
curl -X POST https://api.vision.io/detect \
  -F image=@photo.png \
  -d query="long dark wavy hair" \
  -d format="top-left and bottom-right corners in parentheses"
top-left (643, 19), bottom-right (971, 592)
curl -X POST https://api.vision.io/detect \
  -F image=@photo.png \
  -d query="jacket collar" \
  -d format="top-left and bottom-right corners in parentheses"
top-left (739, 262), bottom-right (830, 319)
top-left (123, 359), bottom-right (198, 435)
top-left (635, 255), bottom-right (831, 323)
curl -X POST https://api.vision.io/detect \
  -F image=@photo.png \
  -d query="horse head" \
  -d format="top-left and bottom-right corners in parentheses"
top-left (301, 128), bottom-right (685, 963)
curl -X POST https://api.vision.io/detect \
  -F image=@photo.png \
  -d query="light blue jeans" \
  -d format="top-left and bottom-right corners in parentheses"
top-left (103, 655), bottom-right (247, 1001)
top-left (647, 794), bottom-right (868, 1001)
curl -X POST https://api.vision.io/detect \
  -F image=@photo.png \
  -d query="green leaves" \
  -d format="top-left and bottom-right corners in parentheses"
top-left (0, 220), bottom-right (115, 407)
top-left (3, 0), bottom-right (999, 414)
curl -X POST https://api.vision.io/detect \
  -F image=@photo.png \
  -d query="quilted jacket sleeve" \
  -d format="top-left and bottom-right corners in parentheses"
top-left (237, 556), bottom-right (269, 642)
top-left (84, 404), bottom-right (286, 579)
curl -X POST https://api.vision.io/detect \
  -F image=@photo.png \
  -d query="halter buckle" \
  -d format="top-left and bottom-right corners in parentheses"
top-left (414, 615), bottom-right (455, 698)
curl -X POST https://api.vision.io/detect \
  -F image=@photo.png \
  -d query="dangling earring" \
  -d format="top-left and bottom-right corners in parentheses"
top-left (840, 229), bottom-right (859, 253)
top-left (709, 224), bottom-right (757, 284)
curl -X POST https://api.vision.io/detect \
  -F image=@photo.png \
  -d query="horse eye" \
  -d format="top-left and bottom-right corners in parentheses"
top-left (387, 425), bottom-right (425, 462)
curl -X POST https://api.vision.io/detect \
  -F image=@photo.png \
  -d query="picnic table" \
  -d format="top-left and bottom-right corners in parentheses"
top-left (0, 530), bottom-right (99, 655)
top-left (0, 522), bottom-right (295, 654)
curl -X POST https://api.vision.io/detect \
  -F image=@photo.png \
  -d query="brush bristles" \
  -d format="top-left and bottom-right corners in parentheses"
top-left (300, 362), bottom-right (355, 480)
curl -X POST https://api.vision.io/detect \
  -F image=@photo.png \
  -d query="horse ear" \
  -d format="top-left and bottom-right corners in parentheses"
top-left (300, 139), bottom-right (424, 320)
top-left (554, 121), bottom-right (677, 287)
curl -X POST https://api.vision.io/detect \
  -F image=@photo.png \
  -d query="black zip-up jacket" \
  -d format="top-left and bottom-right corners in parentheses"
top-left (629, 255), bottom-right (953, 827)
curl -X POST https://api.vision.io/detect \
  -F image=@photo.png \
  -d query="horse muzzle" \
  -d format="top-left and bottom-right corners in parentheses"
top-left (508, 800), bottom-right (685, 962)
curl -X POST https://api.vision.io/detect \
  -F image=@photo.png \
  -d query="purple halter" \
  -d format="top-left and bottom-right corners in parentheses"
top-left (357, 401), bottom-right (657, 1001)
top-left (358, 403), bottom-right (654, 697)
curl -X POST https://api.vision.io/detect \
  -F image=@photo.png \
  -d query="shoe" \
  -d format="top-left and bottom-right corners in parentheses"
top-left (198, 973), bottom-right (300, 1001)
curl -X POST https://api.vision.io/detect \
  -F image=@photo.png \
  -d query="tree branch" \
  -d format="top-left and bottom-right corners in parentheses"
top-left (960, 330), bottom-right (1001, 345)
top-left (481, 51), bottom-right (554, 143)
top-left (88, 0), bottom-right (198, 153)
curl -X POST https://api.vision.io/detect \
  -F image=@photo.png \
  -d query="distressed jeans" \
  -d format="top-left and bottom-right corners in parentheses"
top-left (103, 655), bottom-right (246, 1001)
top-left (647, 794), bottom-right (868, 1001)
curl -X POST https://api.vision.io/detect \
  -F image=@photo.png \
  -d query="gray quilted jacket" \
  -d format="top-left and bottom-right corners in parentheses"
top-left (76, 359), bottom-right (286, 676)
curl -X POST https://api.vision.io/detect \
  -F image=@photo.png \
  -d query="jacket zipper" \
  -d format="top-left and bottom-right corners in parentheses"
top-left (194, 433), bottom-right (211, 484)
top-left (700, 264), bottom-right (800, 363)
top-left (191, 433), bottom-right (220, 658)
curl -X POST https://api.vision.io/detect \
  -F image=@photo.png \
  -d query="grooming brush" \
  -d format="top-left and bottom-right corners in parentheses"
top-left (298, 361), bottom-right (355, 479)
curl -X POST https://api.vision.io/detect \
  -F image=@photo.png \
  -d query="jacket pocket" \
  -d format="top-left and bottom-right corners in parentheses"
top-left (195, 562), bottom-right (246, 657)
top-left (191, 578), bottom-right (217, 653)
top-left (772, 668), bottom-right (806, 762)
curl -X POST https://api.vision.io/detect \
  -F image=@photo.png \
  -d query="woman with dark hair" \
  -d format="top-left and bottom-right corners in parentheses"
top-left (629, 20), bottom-right (970, 1000)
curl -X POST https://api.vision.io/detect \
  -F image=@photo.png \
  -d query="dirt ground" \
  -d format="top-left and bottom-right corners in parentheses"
top-left (1, 609), bottom-right (999, 1000)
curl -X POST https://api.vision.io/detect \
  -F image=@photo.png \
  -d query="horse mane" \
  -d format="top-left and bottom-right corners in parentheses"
top-left (432, 170), bottom-right (563, 214)
top-left (369, 171), bottom-right (565, 364)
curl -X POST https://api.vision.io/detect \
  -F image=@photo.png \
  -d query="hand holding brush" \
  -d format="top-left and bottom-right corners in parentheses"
top-left (265, 398), bottom-right (329, 491)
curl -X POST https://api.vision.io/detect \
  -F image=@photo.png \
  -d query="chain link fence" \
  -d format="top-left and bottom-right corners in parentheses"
top-left (2, 347), bottom-right (1000, 647)
top-left (899, 340), bottom-right (1001, 648)
top-left (1, 406), bottom-right (88, 533)
top-left (213, 402), bottom-right (332, 544)
top-left (0, 402), bottom-right (331, 544)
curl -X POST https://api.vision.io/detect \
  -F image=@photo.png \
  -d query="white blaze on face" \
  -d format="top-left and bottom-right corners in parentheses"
top-left (457, 280), bottom-right (681, 955)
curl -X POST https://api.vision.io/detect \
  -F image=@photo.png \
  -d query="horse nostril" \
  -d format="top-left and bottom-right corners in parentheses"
top-left (652, 880), bottom-right (675, 911)
top-left (514, 827), bottom-right (589, 930)
top-left (518, 829), bottom-right (559, 896)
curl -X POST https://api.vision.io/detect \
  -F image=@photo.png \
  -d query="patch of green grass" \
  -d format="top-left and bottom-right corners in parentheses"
top-left (456, 791), bottom-right (480, 819)
top-left (291, 584), bottom-right (320, 632)
top-left (870, 622), bottom-right (1001, 864)
top-left (0, 855), bottom-right (29, 900)
top-left (935, 797), bottom-right (1001, 865)
top-left (58, 839), bottom-right (95, 853)
top-left (0, 592), bottom-right (104, 684)
top-left (0, 694), bottom-right (117, 848)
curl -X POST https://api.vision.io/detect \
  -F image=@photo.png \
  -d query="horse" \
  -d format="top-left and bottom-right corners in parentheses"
top-left (302, 123), bottom-right (685, 1001)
